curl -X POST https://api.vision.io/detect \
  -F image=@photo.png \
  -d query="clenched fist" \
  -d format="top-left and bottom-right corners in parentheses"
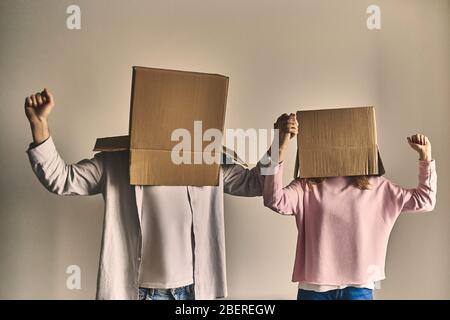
top-left (25, 88), bottom-right (54, 124)
top-left (25, 88), bottom-right (54, 145)
top-left (407, 134), bottom-right (432, 161)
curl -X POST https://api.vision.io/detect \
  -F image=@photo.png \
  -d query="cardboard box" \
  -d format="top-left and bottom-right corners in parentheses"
top-left (94, 66), bottom-right (229, 186)
top-left (295, 106), bottom-right (385, 178)
top-left (94, 135), bottom-right (129, 151)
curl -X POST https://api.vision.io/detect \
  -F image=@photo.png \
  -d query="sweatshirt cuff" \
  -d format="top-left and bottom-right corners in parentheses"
top-left (26, 136), bottom-right (56, 164)
top-left (419, 159), bottom-right (435, 170)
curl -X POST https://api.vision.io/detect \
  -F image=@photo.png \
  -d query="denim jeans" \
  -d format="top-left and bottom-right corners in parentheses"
top-left (297, 287), bottom-right (373, 300)
top-left (138, 284), bottom-right (195, 300)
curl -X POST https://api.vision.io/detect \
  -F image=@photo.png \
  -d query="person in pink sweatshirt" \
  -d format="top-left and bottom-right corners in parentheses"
top-left (263, 113), bottom-right (437, 300)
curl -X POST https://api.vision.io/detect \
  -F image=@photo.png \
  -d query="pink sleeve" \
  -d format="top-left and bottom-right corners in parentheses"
top-left (263, 162), bottom-right (304, 216)
top-left (400, 160), bottom-right (437, 213)
top-left (384, 160), bottom-right (437, 218)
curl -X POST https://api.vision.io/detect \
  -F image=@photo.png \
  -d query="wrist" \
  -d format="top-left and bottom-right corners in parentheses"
top-left (419, 151), bottom-right (432, 161)
top-left (29, 117), bottom-right (48, 128)
top-left (278, 148), bottom-right (287, 163)
top-left (30, 119), bottom-right (50, 145)
top-left (278, 143), bottom-right (289, 152)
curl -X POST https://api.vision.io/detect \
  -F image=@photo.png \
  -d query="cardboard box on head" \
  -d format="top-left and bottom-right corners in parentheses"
top-left (295, 106), bottom-right (385, 179)
top-left (93, 66), bottom-right (229, 186)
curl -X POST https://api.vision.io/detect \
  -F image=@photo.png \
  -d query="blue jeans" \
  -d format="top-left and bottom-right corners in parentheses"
top-left (297, 287), bottom-right (373, 300)
top-left (138, 284), bottom-right (195, 300)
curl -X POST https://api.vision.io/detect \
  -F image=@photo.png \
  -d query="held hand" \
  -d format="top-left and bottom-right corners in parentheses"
top-left (274, 113), bottom-right (298, 149)
top-left (273, 113), bottom-right (298, 162)
top-left (25, 88), bottom-right (55, 124)
top-left (407, 134), bottom-right (432, 161)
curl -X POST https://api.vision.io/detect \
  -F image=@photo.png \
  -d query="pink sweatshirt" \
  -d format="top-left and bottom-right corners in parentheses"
top-left (263, 160), bottom-right (437, 285)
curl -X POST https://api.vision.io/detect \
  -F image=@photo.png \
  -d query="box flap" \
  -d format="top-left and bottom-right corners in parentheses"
top-left (295, 106), bottom-right (381, 178)
top-left (377, 148), bottom-right (385, 176)
top-left (130, 149), bottom-right (221, 186)
top-left (93, 135), bottom-right (130, 152)
top-left (128, 66), bottom-right (229, 185)
top-left (294, 146), bottom-right (385, 178)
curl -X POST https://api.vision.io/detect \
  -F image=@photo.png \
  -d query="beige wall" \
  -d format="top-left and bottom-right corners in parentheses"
top-left (0, 0), bottom-right (448, 299)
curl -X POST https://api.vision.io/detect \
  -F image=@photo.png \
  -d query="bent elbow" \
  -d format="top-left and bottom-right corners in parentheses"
top-left (36, 165), bottom-right (73, 196)
top-left (422, 200), bottom-right (436, 212)
top-left (263, 197), bottom-right (277, 210)
top-left (263, 196), bottom-right (293, 215)
top-left (410, 188), bottom-right (437, 213)
top-left (40, 177), bottom-right (66, 196)
top-left (418, 195), bottom-right (436, 213)
top-left (263, 196), bottom-right (282, 212)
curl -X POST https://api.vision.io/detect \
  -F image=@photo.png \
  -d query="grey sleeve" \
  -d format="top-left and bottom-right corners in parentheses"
top-left (222, 161), bottom-right (265, 197)
top-left (27, 136), bottom-right (105, 196)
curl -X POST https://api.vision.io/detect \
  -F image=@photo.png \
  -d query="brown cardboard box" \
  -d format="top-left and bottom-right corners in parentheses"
top-left (94, 66), bottom-right (229, 186)
top-left (295, 106), bottom-right (385, 178)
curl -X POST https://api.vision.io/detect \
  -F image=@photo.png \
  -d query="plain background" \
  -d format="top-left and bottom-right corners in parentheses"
top-left (0, 0), bottom-right (448, 299)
